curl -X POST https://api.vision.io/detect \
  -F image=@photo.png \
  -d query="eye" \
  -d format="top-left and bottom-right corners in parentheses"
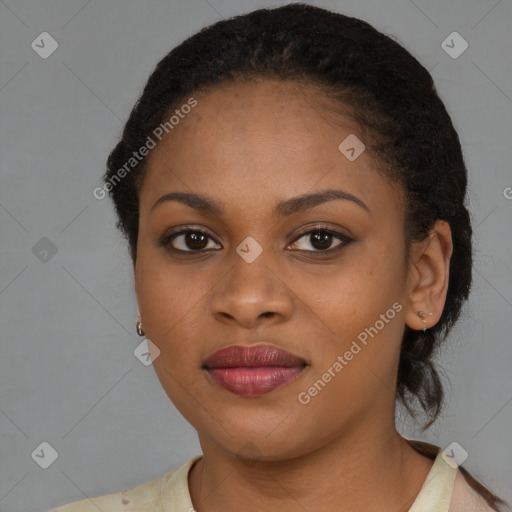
top-left (160, 227), bottom-right (221, 252)
top-left (288, 227), bottom-right (352, 252)
top-left (160, 225), bottom-right (353, 255)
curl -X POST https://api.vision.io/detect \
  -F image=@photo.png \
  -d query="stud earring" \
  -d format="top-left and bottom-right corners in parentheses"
top-left (417, 311), bottom-right (433, 332)
top-left (136, 315), bottom-right (145, 337)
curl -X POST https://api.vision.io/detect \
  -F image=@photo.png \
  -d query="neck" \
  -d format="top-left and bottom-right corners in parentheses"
top-left (188, 421), bottom-right (434, 512)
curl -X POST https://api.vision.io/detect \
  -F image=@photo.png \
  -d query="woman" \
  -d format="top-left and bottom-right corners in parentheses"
top-left (52, 3), bottom-right (509, 511)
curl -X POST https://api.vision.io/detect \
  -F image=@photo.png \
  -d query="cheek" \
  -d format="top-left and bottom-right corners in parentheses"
top-left (297, 239), bottom-right (406, 378)
top-left (136, 237), bottom-right (201, 314)
top-left (300, 243), bottom-right (403, 329)
top-left (135, 249), bottom-right (199, 358)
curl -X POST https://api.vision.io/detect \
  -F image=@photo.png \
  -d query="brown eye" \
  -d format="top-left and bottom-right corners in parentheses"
top-left (183, 232), bottom-right (208, 250)
top-left (310, 231), bottom-right (334, 250)
top-left (288, 228), bottom-right (352, 252)
top-left (162, 228), bottom-right (221, 252)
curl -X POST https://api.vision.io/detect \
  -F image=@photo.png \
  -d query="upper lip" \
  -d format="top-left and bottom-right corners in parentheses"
top-left (203, 344), bottom-right (307, 369)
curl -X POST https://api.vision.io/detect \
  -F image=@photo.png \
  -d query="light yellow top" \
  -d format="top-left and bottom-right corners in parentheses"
top-left (50, 448), bottom-right (498, 511)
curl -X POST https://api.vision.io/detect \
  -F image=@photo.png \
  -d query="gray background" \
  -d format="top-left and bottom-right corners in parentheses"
top-left (0, 0), bottom-right (511, 510)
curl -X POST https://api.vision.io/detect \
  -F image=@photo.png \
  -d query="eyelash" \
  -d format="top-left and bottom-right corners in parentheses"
top-left (159, 224), bottom-right (354, 256)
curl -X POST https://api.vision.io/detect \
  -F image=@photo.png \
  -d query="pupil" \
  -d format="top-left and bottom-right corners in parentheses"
top-left (312, 231), bottom-right (332, 250)
top-left (186, 232), bottom-right (207, 249)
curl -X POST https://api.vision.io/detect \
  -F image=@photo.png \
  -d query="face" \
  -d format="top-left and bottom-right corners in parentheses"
top-left (135, 79), bottom-right (412, 461)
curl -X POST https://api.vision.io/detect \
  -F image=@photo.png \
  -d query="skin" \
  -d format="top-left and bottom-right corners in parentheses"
top-left (134, 79), bottom-right (453, 512)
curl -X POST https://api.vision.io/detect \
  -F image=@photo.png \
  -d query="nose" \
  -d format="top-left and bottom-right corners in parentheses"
top-left (208, 253), bottom-right (294, 329)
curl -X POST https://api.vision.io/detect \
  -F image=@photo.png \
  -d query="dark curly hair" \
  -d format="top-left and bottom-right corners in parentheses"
top-left (103, 4), bottom-right (507, 509)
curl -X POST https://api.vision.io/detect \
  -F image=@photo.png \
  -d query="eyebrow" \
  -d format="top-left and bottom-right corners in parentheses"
top-left (150, 188), bottom-right (370, 217)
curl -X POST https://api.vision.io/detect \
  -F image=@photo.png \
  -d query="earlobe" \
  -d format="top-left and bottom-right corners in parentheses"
top-left (404, 220), bottom-right (453, 331)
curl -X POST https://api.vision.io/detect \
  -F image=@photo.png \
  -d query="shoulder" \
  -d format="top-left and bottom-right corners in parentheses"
top-left (49, 472), bottom-right (166, 511)
top-left (405, 438), bottom-right (509, 512)
top-left (449, 470), bottom-right (510, 512)
top-left (49, 456), bottom-right (200, 512)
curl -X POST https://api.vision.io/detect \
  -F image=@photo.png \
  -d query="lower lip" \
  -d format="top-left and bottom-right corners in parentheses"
top-left (206, 366), bottom-right (305, 397)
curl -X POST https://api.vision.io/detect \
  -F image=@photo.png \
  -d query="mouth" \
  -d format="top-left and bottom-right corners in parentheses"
top-left (203, 344), bottom-right (307, 397)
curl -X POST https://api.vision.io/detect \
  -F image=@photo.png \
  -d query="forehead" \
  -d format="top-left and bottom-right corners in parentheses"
top-left (140, 79), bottom-right (404, 220)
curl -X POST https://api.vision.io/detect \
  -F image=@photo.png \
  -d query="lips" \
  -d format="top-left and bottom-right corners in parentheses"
top-left (203, 344), bottom-right (307, 397)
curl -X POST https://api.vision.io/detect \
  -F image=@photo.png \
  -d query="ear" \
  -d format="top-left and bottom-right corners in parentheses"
top-left (404, 220), bottom-right (453, 331)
